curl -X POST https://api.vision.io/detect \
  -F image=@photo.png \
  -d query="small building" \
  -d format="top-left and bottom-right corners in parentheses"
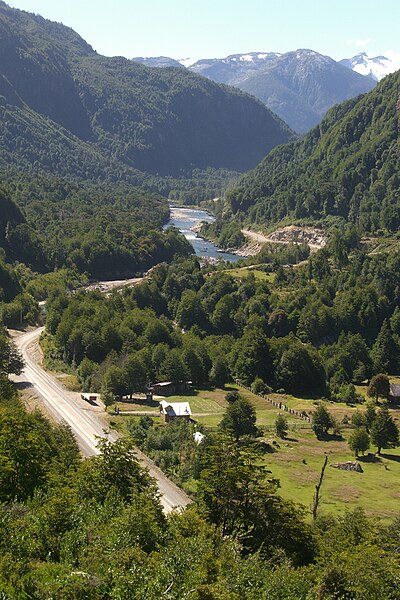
top-left (389, 384), bottom-right (400, 403)
top-left (159, 400), bottom-right (192, 423)
top-left (151, 381), bottom-right (191, 397)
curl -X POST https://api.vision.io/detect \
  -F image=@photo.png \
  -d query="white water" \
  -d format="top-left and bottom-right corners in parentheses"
top-left (166, 206), bottom-right (241, 263)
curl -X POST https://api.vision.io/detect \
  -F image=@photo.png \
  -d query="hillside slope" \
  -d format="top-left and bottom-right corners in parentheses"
top-left (0, 1), bottom-right (293, 177)
top-left (226, 70), bottom-right (400, 233)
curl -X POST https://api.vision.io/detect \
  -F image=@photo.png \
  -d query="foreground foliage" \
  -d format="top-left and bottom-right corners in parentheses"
top-left (1, 393), bottom-right (400, 598)
top-left (0, 326), bottom-right (398, 599)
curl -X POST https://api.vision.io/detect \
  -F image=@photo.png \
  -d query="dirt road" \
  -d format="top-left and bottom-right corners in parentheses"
top-left (12, 327), bottom-right (191, 513)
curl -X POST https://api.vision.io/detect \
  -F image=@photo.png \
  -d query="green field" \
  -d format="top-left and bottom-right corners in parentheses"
top-left (110, 383), bottom-right (400, 521)
top-left (223, 266), bottom-right (276, 282)
top-left (265, 428), bottom-right (400, 521)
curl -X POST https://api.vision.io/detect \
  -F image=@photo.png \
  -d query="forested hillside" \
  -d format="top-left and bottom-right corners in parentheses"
top-left (0, 1), bottom-right (293, 178)
top-left (44, 234), bottom-right (400, 405)
top-left (0, 174), bottom-right (194, 292)
top-left (226, 69), bottom-right (400, 233)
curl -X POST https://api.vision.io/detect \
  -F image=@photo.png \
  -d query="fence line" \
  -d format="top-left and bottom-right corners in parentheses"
top-left (235, 380), bottom-right (312, 424)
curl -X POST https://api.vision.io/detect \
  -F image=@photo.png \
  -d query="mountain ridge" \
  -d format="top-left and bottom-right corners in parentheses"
top-left (133, 49), bottom-right (376, 133)
top-left (0, 1), bottom-right (293, 178)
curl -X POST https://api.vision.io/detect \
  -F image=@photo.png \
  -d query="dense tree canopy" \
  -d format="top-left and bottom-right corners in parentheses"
top-left (226, 70), bottom-right (400, 234)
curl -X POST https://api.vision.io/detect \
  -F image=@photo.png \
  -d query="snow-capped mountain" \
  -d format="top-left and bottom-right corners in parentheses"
top-left (339, 52), bottom-right (400, 81)
top-left (187, 49), bottom-right (375, 132)
top-left (131, 49), bottom-right (376, 133)
top-left (186, 52), bottom-right (281, 84)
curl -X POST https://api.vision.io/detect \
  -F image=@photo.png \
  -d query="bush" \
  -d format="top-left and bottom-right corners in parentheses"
top-left (225, 390), bottom-right (240, 404)
top-left (275, 414), bottom-right (288, 438)
top-left (251, 377), bottom-right (266, 395)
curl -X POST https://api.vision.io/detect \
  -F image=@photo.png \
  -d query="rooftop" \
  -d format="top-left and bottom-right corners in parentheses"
top-left (159, 400), bottom-right (192, 417)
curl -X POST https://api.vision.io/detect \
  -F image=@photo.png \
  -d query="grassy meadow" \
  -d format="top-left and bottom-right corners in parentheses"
top-left (109, 381), bottom-right (400, 521)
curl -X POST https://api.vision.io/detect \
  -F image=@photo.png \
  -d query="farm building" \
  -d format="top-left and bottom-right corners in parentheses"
top-left (151, 381), bottom-right (191, 397)
top-left (159, 400), bottom-right (192, 422)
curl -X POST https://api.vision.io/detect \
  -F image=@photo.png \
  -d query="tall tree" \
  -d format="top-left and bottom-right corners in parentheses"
top-left (0, 334), bottom-right (24, 376)
top-left (368, 373), bottom-right (390, 402)
top-left (348, 428), bottom-right (370, 457)
top-left (312, 403), bottom-right (334, 438)
top-left (233, 326), bottom-right (273, 386)
top-left (219, 396), bottom-right (257, 441)
top-left (370, 406), bottom-right (399, 455)
top-left (197, 436), bottom-right (315, 563)
top-left (371, 320), bottom-right (399, 374)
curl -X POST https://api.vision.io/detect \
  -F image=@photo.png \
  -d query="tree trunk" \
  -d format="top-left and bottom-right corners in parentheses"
top-left (312, 455), bottom-right (328, 521)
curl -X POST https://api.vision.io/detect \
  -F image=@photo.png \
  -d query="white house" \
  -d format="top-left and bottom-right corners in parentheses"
top-left (159, 400), bottom-right (192, 422)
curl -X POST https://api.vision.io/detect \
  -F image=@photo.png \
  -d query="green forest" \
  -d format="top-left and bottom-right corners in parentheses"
top-left (226, 70), bottom-right (399, 234)
top-left (43, 230), bottom-right (400, 403)
top-left (0, 0), bottom-right (292, 180)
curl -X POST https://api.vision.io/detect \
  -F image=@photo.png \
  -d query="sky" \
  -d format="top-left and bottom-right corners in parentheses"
top-left (6, 0), bottom-right (400, 63)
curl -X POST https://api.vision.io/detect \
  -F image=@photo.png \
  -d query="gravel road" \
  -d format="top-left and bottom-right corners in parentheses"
top-left (12, 327), bottom-right (191, 513)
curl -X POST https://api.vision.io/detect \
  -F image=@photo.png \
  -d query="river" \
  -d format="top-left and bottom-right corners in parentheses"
top-left (166, 205), bottom-right (241, 263)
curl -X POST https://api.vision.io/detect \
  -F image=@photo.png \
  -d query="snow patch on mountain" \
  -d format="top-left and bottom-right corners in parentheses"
top-left (178, 57), bottom-right (198, 68)
top-left (340, 52), bottom-right (400, 81)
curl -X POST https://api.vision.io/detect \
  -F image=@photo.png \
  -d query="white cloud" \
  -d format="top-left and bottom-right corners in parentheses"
top-left (346, 37), bottom-right (372, 47)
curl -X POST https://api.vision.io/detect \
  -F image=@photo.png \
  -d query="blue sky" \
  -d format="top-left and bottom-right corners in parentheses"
top-left (7, 0), bottom-right (400, 62)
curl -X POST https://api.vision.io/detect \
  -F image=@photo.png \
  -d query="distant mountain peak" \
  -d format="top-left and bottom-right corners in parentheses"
top-left (131, 56), bottom-right (184, 68)
top-left (130, 48), bottom-right (377, 133)
top-left (187, 49), bottom-right (375, 132)
top-left (340, 52), bottom-right (400, 81)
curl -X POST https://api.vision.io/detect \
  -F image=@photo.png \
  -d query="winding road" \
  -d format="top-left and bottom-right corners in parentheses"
top-left (12, 327), bottom-right (191, 513)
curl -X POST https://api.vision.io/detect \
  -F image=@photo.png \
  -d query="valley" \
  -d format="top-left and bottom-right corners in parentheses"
top-left (0, 1), bottom-right (399, 597)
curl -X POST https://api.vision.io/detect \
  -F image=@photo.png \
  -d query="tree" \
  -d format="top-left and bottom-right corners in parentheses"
top-left (123, 353), bottom-right (148, 395)
top-left (370, 405), bottom-right (399, 455)
top-left (233, 327), bottom-right (273, 386)
top-left (197, 436), bottom-right (315, 564)
top-left (251, 376), bottom-right (266, 395)
top-left (348, 428), bottom-right (370, 457)
top-left (175, 290), bottom-right (207, 331)
top-left (312, 403), bottom-right (334, 438)
top-left (351, 410), bottom-right (366, 428)
top-left (219, 396), bottom-right (257, 441)
top-left (158, 349), bottom-right (188, 384)
top-left (365, 402), bottom-right (377, 431)
top-left (209, 355), bottom-right (230, 388)
top-left (102, 365), bottom-right (126, 399)
top-left (275, 414), bottom-right (288, 438)
top-left (77, 437), bottom-right (162, 507)
top-left (371, 320), bottom-right (399, 374)
top-left (368, 373), bottom-right (390, 402)
top-left (277, 342), bottom-right (326, 395)
top-left (0, 334), bottom-right (24, 376)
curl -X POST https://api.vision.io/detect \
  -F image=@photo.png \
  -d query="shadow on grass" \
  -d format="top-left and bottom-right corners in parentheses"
top-left (380, 453), bottom-right (400, 463)
top-left (316, 433), bottom-right (345, 442)
top-left (359, 453), bottom-right (382, 463)
top-left (122, 398), bottom-right (159, 408)
top-left (178, 388), bottom-right (200, 397)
